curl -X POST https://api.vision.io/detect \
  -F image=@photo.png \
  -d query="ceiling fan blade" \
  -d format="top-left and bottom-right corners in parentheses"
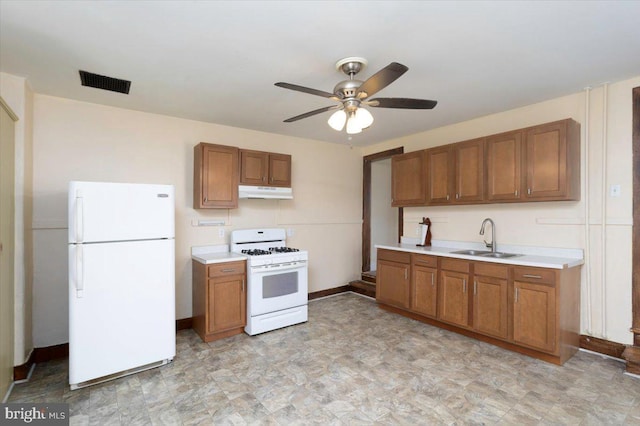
top-left (275, 82), bottom-right (339, 100)
top-left (283, 105), bottom-right (339, 123)
top-left (368, 97), bottom-right (438, 109)
top-left (355, 62), bottom-right (408, 98)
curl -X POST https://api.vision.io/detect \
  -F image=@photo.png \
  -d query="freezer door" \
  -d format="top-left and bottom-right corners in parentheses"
top-left (69, 181), bottom-right (174, 243)
top-left (69, 239), bottom-right (175, 386)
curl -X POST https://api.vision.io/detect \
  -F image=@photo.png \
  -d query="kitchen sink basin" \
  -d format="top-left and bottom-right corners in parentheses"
top-left (452, 249), bottom-right (492, 256)
top-left (480, 252), bottom-right (521, 258)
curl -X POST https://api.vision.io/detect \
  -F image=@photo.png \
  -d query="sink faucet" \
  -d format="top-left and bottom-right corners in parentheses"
top-left (479, 218), bottom-right (496, 253)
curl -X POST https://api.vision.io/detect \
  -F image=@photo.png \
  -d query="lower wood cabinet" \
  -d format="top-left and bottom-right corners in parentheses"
top-left (376, 249), bottom-right (581, 365)
top-left (376, 249), bottom-right (411, 310)
top-left (513, 266), bottom-right (558, 353)
top-left (410, 254), bottom-right (438, 318)
top-left (473, 263), bottom-right (509, 340)
top-left (192, 260), bottom-right (246, 342)
top-left (438, 258), bottom-right (470, 328)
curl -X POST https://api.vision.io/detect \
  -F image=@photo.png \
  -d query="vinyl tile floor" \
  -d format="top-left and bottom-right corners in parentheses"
top-left (7, 293), bottom-right (640, 425)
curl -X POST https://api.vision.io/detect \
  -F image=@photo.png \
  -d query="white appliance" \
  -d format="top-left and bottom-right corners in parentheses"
top-left (238, 185), bottom-right (293, 200)
top-left (230, 228), bottom-right (308, 335)
top-left (68, 181), bottom-right (176, 390)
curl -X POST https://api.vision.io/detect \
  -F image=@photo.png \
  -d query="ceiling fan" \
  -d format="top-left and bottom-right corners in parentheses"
top-left (275, 57), bottom-right (437, 135)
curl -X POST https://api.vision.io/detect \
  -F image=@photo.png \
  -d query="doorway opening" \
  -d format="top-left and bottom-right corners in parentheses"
top-left (357, 147), bottom-right (403, 294)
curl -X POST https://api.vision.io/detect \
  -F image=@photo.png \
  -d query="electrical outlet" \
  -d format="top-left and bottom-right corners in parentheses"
top-left (287, 228), bottom-right (294, 237)
top-left (610, 184), bottom-right (621, 197)
top-left (218, 228), bottom-right (225, 238)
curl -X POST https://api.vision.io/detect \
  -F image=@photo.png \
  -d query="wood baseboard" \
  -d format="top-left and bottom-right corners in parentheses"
top-left (579, 335), bottom-right (627, 359)
top-left (176, 317), bottom-right (193, 331)
top-left (308, 285), bottom-right (350, 300)
top-left (13, 350), bottom-right (35, 381)
top-left (622, 346), bottom-right (640, 375)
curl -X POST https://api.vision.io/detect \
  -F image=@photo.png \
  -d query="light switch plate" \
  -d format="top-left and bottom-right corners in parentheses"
top-left (610, 184), bottom-right (621, 197)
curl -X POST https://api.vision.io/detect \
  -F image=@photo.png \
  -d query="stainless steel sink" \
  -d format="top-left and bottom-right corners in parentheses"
top-left (452, 249), bottom-right (492, 256)
top-left (480, 252), bottom-right (521, 258)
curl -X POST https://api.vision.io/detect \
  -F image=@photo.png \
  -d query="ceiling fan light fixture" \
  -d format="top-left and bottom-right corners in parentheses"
top-left (355, 107), bottom-right (374, 129)
top-left (328, 109), bottom-right (347, 131)
top-left (346, 112), bottom-right (363, 134)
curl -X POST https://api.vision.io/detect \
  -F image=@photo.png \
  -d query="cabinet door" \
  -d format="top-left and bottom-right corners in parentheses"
top-left (269, 153), bottom-right (292, 187)
top-left (454, 139), bottom-right (484, 203)
top-left (486, 131), bottom-right (522, 201)
top-left (194, 143), bottom-right (239, 209)
top-left (513, 281), bottom-right (556, 353)
top-left (427, 146), bottom-right (453, 204)
top-left (412, 264), bottom-right (438, 318)
top-left (207, 274), bottom-right (246, 334)
top-left (377, 260), bottom-right (410, 309)
top-left (391, 151), bottom-right (426, 206)
top-left (524, 121), bottom-right (567, 199)
top-left (473, 275), bottom-right (508, 339)
top-left (240, 150), bottom-right (269, 185)
top-left (438, 270), bottom-right (469, 327)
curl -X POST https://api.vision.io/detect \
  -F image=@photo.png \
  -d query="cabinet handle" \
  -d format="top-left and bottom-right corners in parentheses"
top-left (270, 176), bottom-right (274, 183)
top-left (404, 269), bottom-right (408, 280)
top-left (431, 273), bottom-right (435, 287)
top-left (463, 279), bottom-right (466, 293)
top-left (515, 287), bottom-right (519, 303)
top-left (473, 280), bottom-right (477, 295)
top-left (221, 268), bottom-right (237, 273)
top-left (242, 279), bottom-right (245, 293)
top-left (204, 197), bottom-right (208, 202)
top-left (515, 190), bottom-right (518, 196)
top-left (446, 194), bottom-right (450, 201)
top-left (456, 193), bottom-right (459, 199)
top-left (527, 188), bottom-right (531, 195)
top-left (522, 274), bottom-right (542, 279)
top-left (262, 176), bottom-right (266, 182)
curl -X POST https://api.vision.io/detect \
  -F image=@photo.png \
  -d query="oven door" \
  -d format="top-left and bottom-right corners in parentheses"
top-left (248, 261), bottom-right (308, 317)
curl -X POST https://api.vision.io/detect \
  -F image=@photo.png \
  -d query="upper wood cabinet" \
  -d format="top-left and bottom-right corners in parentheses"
top-left (523, 119), bottom-right (580, 201)
top-left (240, 149), bottom-right (292, 187)
top-left (391, 151), bottom-right (426, 207)
top-left (391, 118), bottom-right (580, 207)
top-left (453, 138), bottom-right (484, 203)
top-left (486, 130), bottom-right (522, 201)
top-left (426, 146), bottom-right (453, 204)
top-left (193, 143), bottom-right (239, 209)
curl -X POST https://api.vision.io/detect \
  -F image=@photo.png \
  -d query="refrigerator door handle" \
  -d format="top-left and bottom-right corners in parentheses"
top-left (76, 194), bottom-right (84, 243)
top-left (76, 244), bottom-right (84, 297)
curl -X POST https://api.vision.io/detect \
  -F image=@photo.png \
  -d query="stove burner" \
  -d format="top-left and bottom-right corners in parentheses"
top-left (242, 249), bottom-right (271, 256)
top-left (269, 247), bottom-right (300, 253)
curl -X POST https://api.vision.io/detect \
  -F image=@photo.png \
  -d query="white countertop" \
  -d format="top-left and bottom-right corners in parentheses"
top-left (191, 244), bottom-right (247, 265)
top-left (376, 239), bottom-right (584, 269)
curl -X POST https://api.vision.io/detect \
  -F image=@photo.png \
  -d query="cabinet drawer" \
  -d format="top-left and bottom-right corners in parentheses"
top-left (378, 249), bottom-right (410, 264)
top-left (440, 258), bottom-right (470, 273)
top-left (474, 262), bottom-right (509, 279)
top-left (412, 253), bottom-right (437, 268)
top-left (207, 261), bottom-right (246, 278)
top-left (513, 266), bottom-right (555, 285)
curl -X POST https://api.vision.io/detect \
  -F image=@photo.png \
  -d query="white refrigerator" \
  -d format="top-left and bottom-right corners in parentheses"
top-left (68, 181), bottom-right (176, 389)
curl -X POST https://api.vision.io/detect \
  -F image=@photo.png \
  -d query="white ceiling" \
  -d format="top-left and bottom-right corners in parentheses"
top-left (2, 1), bottom-right (639, 147)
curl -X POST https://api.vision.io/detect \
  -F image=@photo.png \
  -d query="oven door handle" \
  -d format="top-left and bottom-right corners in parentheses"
top-left (251, 261), bottom-right (306, 273)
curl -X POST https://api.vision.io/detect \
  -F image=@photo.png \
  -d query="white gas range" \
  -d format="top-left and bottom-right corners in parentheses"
top-left (230, 228), bottom-right (308, 335)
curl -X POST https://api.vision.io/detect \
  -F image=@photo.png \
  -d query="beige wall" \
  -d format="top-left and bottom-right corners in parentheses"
top-left (31, 94), bottom-right (363, 347)
top-left (363, 75), bottom-right (640, 345)
top-left (0, 72), bottom-right (34, 365)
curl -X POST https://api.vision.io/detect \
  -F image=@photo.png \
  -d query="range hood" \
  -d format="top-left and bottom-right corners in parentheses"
top-left (238, 185), bottom-right (293, 200)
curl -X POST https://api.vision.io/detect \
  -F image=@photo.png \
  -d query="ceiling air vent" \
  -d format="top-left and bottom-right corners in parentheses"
top-left (79, 70), bottom-right (131, 94)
